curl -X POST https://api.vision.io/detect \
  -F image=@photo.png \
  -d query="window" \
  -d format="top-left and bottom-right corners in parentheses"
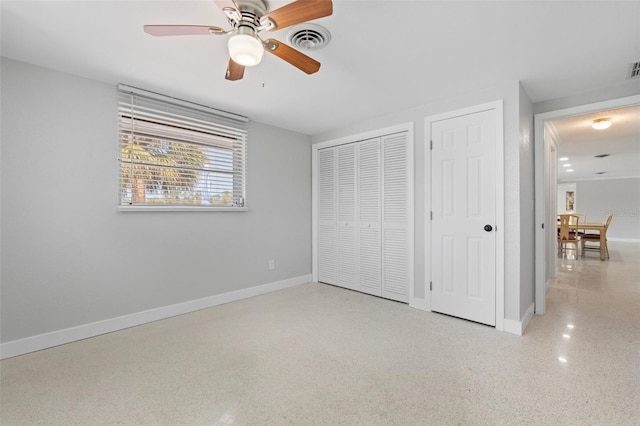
top-left (117, 85), bottom-right (248, 210)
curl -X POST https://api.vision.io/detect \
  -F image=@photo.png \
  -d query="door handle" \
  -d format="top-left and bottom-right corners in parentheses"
top-left (484, 224), bottom-right (493, 232)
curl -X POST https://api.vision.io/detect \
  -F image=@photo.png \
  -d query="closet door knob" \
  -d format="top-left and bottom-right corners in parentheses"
top-left (484, 224), bottom-right (493, 232)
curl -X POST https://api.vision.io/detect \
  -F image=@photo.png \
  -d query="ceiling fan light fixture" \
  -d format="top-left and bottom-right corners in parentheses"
top-left (592, 118), bottom-right (612, 130)
top-left (228, 34), bottom-right (264, 66)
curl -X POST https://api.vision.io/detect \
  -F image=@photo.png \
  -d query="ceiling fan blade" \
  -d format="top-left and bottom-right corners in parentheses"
top-left (213, 0), bottom-right (238, 11)
top-left (225, 59), bottom-right (245, 81)
top-left (264, 39), bottom-right (320, 74)
top-left (143, 25), bottom-right (225, 36)
top-left (263, 0), bottom-right (333, 31)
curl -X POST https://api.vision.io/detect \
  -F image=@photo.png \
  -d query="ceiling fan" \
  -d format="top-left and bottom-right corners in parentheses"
top-left (143, 0), bottom-right (333, 81)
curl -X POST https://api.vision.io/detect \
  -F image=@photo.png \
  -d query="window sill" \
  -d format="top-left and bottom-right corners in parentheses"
top-left (118, 206), bottom-right (248, 212)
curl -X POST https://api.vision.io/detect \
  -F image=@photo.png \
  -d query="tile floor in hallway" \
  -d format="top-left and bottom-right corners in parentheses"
top-left (1, 242), bottom-right (638, 425)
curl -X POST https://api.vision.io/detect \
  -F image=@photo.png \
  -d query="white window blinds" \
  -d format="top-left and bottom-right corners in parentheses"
top-left (117, 84), bottom-right (248, 209)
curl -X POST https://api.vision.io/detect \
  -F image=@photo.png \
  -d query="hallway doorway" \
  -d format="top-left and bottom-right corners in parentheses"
top-left (533, 94), bottom-right (640, 315)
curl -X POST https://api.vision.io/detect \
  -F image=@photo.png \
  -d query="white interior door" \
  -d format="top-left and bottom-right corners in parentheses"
top-left (431, 109), bottom-right (497, 326)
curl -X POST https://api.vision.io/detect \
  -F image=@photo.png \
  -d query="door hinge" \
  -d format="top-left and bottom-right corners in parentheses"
top-left (430, 140), bottom-right (433, 150)
top-left (430, 281), bottom-right (432, 291)
top-left (430, 211), bottom-right (433, 220)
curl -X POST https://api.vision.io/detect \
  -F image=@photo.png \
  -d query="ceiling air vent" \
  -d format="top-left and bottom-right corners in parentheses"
top-left (595, 172), bottom-right (606, 175)
top-left (628, 61), bottom-right (640, 79)
top-left (594, 154), bottom-right (611, 158)
top-left (286, 24), bottom-right (331, 51)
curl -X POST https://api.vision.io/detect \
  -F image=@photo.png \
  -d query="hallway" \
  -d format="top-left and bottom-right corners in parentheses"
top-left (524, 241), bottom-right (640, 421)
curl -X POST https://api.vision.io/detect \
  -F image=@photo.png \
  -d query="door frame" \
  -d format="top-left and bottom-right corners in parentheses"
top-left (533, 94), bottom-right (640, 315)
top-left (425, 100), bottom-right (504, 331)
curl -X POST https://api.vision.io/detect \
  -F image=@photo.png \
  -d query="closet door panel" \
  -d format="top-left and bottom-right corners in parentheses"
top-left (317, 148), bottom-right (337, 284)
top-left (381, 132), bottom-right (410, 302)
top-left (358, 138), bottom-right (381, 296)
top-left (337, 144), bottom-right (358, 290)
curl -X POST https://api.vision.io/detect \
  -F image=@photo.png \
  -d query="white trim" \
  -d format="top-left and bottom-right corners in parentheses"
top-left (503, 303), bottom-right (535, 336)
top-left (608, 238), bottom-right (640, 243)
top-left (424, 100), bottom-right (502, 123)
top-left (421, 112), bottom-right (433, 313)
top-left (0, 275), bottom-right (311, 360)
top-left (118, 206), bottom-right (249, 212)
top-left (312, 123), bottom-right (414, 150)
top-left (406, 127), bottom-right (416, 308)
top-left (311, 122), bottom-right (414, 305)
top-left (311, 147), bottom-right (319, 283)
top-left (424, 100), bottom-right (505, 331)
top-left (534, 94), bottom-right (640, 317)
top-left (117, 84), bottom-right (248, 122)
top-left (495, 101), bottom-right (505, 332)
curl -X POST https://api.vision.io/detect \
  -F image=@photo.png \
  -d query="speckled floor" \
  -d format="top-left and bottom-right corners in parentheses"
top-left (1, 242), bottom-right (639, 425)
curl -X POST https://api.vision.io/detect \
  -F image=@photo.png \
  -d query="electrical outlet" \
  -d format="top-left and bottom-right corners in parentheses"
top-left (268, 259), bottom-right (275, 270)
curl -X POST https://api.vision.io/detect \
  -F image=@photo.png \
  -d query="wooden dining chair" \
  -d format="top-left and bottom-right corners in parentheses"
top-left (558, 214), bottom-right (580, 257)
top-left (575, 213), bottom-right (587, 224)
top-left (573, 214), bottom-right (587, 236)
top-left (581, 214), bottom-right (613, 259)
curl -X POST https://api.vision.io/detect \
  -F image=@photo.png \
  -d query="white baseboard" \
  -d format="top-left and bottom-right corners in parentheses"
top-left (0, 274), bottom-right (311, 360)
top-left (608, 238), bottom-right (640, 243)
top-left (503, 302), bottom-right (535, 336)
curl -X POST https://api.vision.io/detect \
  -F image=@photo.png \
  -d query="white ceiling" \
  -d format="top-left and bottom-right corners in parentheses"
top-left (2, 0), bottom-right (639, 141)
top-left (553, 105), bottom-right (640, 182)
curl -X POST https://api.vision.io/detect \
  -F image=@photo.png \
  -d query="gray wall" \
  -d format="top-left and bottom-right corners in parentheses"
top-left (575, 178), bottom-right (640, 241)
top-left (312, 80), bottom-right (535, 324)
top-left (518, 83), bottom-right (535, 317)
top-left (0, 58), bottom-right (313, 343)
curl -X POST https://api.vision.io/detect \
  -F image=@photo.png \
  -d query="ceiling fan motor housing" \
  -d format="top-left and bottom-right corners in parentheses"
top-left (233, 0), bottom-right (267, 35)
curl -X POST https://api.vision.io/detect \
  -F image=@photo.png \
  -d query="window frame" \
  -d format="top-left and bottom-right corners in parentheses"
top-left (117, 85), bottom-right (248, 212)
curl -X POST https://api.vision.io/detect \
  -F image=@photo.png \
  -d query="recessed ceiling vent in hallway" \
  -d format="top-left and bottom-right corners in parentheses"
top-left (628, 61), bottom-right (640, 79)
top-left (286, 24), bottom-right (331, 51)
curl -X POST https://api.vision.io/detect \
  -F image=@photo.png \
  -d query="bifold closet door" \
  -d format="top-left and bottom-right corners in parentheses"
top-left (336, 144), bottom-right (358, 290)
top-left (317, 147), bottom-right (337, 285)
top-left (358, 138), bottom-right (382, 296)
top-left (381, 132), bottom-right (410, 303)
top-left (317, 132), bottom-right (410, 303)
